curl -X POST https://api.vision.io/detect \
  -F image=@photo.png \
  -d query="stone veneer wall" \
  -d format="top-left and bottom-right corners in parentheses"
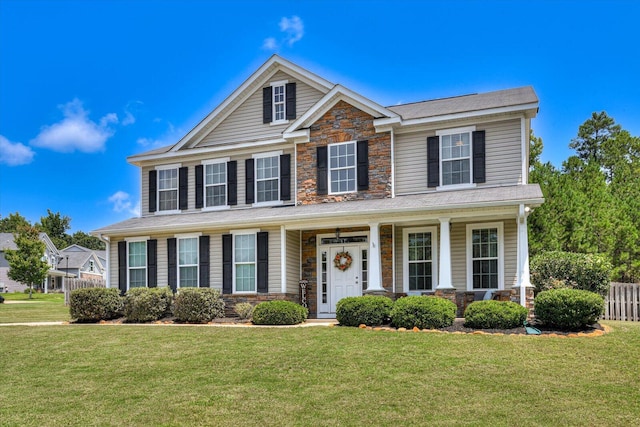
top-left (222, 293), bottom-right (300, 318)
top-left (296, 100), bottom-right (392, 205)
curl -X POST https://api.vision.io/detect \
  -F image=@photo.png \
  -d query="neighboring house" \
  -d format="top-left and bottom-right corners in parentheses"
top-left (93, 55), bottom-right (543, 317)
top-left (58, 244), bottom-right (107, 282)
top-left (0, 232), bottom-right (74, 293)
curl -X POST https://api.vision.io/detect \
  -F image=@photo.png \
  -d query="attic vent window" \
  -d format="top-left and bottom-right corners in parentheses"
top-left (273, 84), bottom-right (285, 121)
top-left (263, 81), bottom-right (296, 124)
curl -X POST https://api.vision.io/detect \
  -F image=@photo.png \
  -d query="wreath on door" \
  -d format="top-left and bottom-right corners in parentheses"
top-left (333, 251), bottom-right (353, 272)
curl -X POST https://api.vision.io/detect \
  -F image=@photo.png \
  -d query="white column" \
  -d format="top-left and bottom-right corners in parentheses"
top-left (437, 217), bottom-right (454, 289)
top-left (280, 225), bottom-right (287, 294)
top-left (44, 276), bottom-right (48, 294)
top-left (514, 204), bottom-right (533, 306)
top-left (365, 221), bottom-right (384, 292)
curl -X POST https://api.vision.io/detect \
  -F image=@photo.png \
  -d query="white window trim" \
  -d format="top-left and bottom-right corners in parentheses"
top-left (177, 236), bottom-right (199, 289)
top-left (270, 80), bottom-right (289, 125)
top-left (436, 126), bottom-right (476, 191)
top-left (328, 140), bottom-right (357, 195)
top-left (231, 230), bottom-right (258, 294)
top-left (403, 226), bottom-right (438, 293)
top-left (201, 158), bottom-right (230, 211)
top-left (252, 151), bottom-right (283, 207)
top-left (127, 239), bottom-right (147, 290)
top-left (155, 163), bottom-right (182, 214)
top-left (466, 222), bottom-right (504, 291)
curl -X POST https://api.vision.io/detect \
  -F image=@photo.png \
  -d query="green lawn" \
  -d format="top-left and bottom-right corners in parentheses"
top-left (0, 292), bottom-right (69, 323)
top-left (1, 322), bottom-right (639, 426)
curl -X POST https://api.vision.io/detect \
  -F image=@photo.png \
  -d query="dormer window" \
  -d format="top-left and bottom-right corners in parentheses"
top-left (262, 81), bottom-right (296, 124)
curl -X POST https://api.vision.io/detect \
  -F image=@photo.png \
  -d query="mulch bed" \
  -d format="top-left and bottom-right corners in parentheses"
top-left (437, 318), bottom-right (605, 335)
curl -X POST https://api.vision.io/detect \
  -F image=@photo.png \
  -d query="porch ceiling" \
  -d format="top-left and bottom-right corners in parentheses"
top-left (93, 184), bottom-right (543, 237)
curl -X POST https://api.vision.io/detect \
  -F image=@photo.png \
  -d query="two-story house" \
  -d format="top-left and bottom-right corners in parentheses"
top-left (93, 55), bottom-right (543, 318)
top-left (58, 244), bottom-right (107, 282)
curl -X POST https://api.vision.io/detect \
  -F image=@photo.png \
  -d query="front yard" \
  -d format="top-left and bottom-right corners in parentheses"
top-left (1, 321), bottom-right (639, 426)
top-left (0, 292), bottom-right (69, 323)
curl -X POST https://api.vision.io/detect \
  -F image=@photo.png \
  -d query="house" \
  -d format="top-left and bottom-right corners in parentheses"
top-left (93, 55), bottom-right (543, 317)
top-left (58, 244), bottom-right (107, 282)
top-left (0, 232), bottom-right (74, 293)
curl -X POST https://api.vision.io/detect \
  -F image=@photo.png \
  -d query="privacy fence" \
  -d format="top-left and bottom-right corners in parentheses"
top-left (64, 278), bottom-right (106, 305)
top-left (604, 282), bottom-right (640, 321)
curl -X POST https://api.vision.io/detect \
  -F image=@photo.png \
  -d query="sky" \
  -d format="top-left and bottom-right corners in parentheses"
top-left (1, 0), bottom-right (639, 234)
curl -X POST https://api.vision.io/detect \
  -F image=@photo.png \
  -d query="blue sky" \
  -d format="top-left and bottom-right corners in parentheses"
top-left (1, 0), bottom-right (639, 233)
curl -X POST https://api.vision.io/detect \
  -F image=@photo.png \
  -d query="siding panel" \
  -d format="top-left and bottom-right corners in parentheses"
top-left (286, 230), bottom-right (301, 294)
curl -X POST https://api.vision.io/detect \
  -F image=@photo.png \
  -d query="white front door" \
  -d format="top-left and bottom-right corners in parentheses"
top-left (329, 245), bottom-right (361, 313)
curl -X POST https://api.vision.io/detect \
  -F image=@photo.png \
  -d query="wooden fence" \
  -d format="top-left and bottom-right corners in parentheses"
top-left (64, 278), bottom-right (106, 305)
top-left (604, 282), bottom-right (640, 321)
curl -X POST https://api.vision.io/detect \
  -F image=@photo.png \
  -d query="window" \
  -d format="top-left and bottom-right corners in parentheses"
top-left (128, 241), bottom-right (147, 288)
top-left (158, 167), bottom-right (178, 211)
top-left (329, 141), bottom-right (356, 193)
top-left (441, 131), bottom-right (471, 186)
top-left (403, 227), bottom-right (438, 292)
top-left (467, 223), bottom-right (503, 290)
top-left (89, 260), bottom-right (95, 273)
top-left (234, 233), bottom-right (256, 293)
top-left (273, 84), bottom-right (285, 122)
top-left (256, 155), bottom-right (279, 203)
top-left (205, 161), bottom-right (226, 207)
top-left (178, 237), bottom-right (198, 288)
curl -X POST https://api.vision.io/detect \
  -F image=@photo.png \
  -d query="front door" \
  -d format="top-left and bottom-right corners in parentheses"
top-left (329, 245), bottom-right (361, 313)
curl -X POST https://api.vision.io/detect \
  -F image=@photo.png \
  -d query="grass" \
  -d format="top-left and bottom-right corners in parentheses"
top-left (0, 292), bottom-right (69, 323)
top-left (1, 321), bottom-right (639, 426)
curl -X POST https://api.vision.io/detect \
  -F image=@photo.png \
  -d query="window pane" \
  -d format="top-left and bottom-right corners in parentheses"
top-left (205, 163), bottom-right (226, 185)
top-left (179, 238), bottom-right (198, 265)
top-left (128, 241), bottom-right (146, 268)
top-left (129, 269), bottom-right (146, 288)
top-left (159, 190), bottom-right (177, 211)
top-left (206, 185), bottom-right (226, 207)
top-left (471, 228), bottom-right (499, 289)
top-left (235, 264), bottom-right (255, 292)
top-left (180, 266), bottom-right (198, 287)
top-left (235, 235), bottom-right (255, 263)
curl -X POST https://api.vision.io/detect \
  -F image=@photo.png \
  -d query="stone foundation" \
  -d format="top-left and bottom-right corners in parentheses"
top-left (222, 293), bottom-right (300, 318)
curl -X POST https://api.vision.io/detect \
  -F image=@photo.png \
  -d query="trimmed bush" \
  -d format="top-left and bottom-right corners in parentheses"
top-left (234, 302), bottom-right (254, 321)
top-left (463, 300), bottom-right (528, 329)
top-left (69, 288), bottom-right (123, 322)
top-left (531, 251), bottom-right (611, 296)
top-left (534, 288), bottom-right (605, 330)
top-left (252, 300), bottom-right (308, 325)
top-left (336, 295), bottom-right (393, 327)
top-left (123, 287), bottom-right (173, 323)
top-left (390, 296), bottom-right (456, 329)
top-left (172, 288), bottom-right (225, 323)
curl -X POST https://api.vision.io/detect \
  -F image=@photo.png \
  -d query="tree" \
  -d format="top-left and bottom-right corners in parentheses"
top-left (4, 226), bottom-right (50, 299)
top-left (529, 129), bottom-right (543, 168)
top-left (70, 231), bottom-right (106, 250)
top-left (569, 111), bottom-right (621, 165)
top-left (37, 209), bottom-right (71, 249)
top-left (0, 212), bottom-right (31, 232)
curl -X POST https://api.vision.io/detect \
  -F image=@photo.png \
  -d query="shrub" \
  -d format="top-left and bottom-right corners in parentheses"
top-left (123, 287), bottom-right (173, 323)
top-left (172, 288), bottom-right (225, 323)
top-left (531, 251), bottom-right (611, 296)
top-left (390, 296), bottom-right (456, 329)
top-left (463, 300), bottom-right (528, 329)
top-left (534, 288), bottom-right (605, 330)
top-left (69, 287), bottom-right (123, 322)
top-left (234, 302), bottom-right (254, 321)
top-left (252, 300), bottom-right (308, 325)
top-left (336, 295), bottom-right (393, 327)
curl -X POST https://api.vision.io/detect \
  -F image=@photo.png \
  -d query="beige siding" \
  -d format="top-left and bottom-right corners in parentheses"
top-left (108, 238), bottom-right (120, 288)
top-left (394, 119), bottom-right (523, 195)
top-left (286, 230), bottom-right (301, 294)
top-left (266, 226), bottom-right (282, 293)
top-left (211, 233), bottom-right (223, 290)
top-left (504, 219), bottom-right (518, 287)
top-left (450, 223), bottom-right (466, 291)
top-left (199, 71), bottom-right (326, 147)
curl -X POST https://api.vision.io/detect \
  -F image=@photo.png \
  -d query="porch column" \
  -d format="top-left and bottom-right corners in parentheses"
top-left (44, 276), bottom-right (48, 294)
top-left (365, 221), bottom-right (384, 292)
top-left (514, 204), bottom-right (533, 306)
top-left (437, 217), bottom-right (454, 289)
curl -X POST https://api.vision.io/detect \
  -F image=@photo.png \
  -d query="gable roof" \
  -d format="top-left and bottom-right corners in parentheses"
top-left (59, 245), bottom-right (106, 270)
top-left (0, 232), bottom-right (59, 254)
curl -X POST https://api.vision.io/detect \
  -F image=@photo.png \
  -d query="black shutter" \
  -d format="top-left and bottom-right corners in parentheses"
top-left (257, 232), bottom-right (269, 293)
top-left (227, 161), bottom-right (237, 206)
top-left (195, 165), bottom-right (204, 209)
top-left (317, 146), bottom-right (328, 195)
top-left (280, 154), bottom-right (291, 201)
top-left (245, 158), bottom-right (254, 204)
top-left (118, 241), bottom-right (127, 294)
top-left (357, 140), bottom-right (369, 191)
top-left (147, 239), bottom-right (157, 288)
top-left (263, 87), bottom-right (272, 124)
top-left (148, 170), bottom-right (157, 213)
top-left (427, 136), bottom-right (440, 188)
top-left (222, 234), bottom-right (232, 294)
top-left (472, 130), bottom-right (486, 184)
top-left (199, 235), bottom-right (210, 288)
top-left (179, 167), bottom-right (188, 210)
top-left (285, 82), bottom-right (296, 120)
top-left (167, 238), bottom-right (177, 293)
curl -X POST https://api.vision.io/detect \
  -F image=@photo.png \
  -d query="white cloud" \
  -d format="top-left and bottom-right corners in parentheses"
top-left (263, 15), bottom-right (304, 50)
top-left (0, 135), bottom-right (35, 166)
top-left (137, 122), bottom-right (179, 148)
top-left (108, 191), bottom-right (140, 216)
top-left (30, 98), bottom-right (117, 153)
top-left (279, 16), bottom-right (304, 46)
top-left (122, 100), bottom-right (142, 126)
